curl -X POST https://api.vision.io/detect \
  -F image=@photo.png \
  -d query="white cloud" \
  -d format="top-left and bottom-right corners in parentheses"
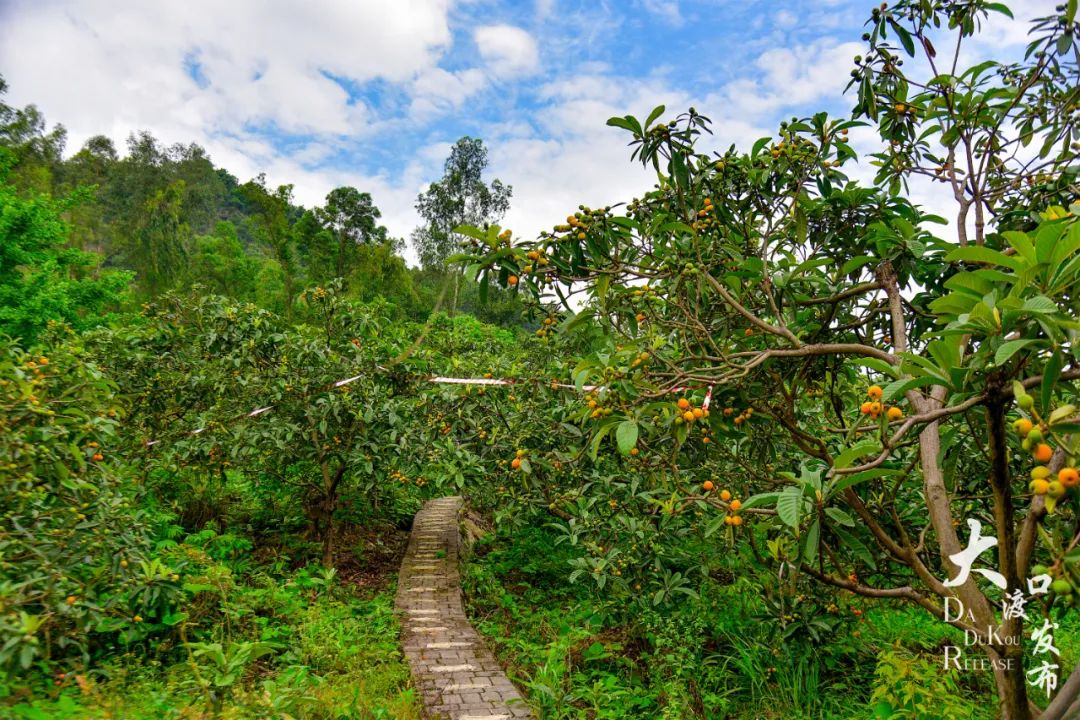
top-left (776, 10), bottom-right (798, 28)
top-left (410, 67), bottom-right (488, 117)
top-left (535, 0), bottom-right (556, 21)
top-left (706, 40), bottom-right (863, 120)
top-left (642, 0), bottom-right (683, 26)
top-left (0, 0), bottom-right (456, 145)
top-left (474, 24), bottom-right (540, 77)
top-left (0, 0), bottom-right (470, 259)
top-left (485, 67), bottom-right (774, 251)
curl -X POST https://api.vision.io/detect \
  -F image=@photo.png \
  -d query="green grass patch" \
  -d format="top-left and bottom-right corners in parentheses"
top-left (461, 521), bottom-right (1012, 719)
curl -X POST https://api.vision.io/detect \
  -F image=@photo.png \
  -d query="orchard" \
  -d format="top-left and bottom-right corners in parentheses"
top-left (462, 1), bottom-right (1080, 717)
top-left (3, 0), bottom-right (1080, 718)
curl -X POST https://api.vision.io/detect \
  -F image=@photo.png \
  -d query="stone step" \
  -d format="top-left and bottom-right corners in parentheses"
top-left (395, 496), bottom-right (533, 718)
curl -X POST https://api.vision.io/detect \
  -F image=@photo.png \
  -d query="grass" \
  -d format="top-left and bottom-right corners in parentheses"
top-left (459, 521), bottom-right (1044, 719)
top-left (2, 526), bottom-right (422, 720)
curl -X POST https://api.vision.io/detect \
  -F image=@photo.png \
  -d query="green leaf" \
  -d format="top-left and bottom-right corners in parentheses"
top-left (881, 375), bottom-right (942, 402)
top-left (596, 274), bottom-right (610, 302)
top-left (1021, 295), bottom-right (1057, 314)
top-left (1049, 404), bottom-right (1076, 425)
top-left (945, 246), bottom-right (1024, 271)
top-left (776, 486), bottom-right (803, 528)
top-left (834, 440), bottom-right (881, 470)
top-left (889, 19), bottom-right (916, 56)
top-left (741, 491), bottom-right (780, 510)
top-left (1003, 231), bottom-right (1036, 265)
top-left (840, 255), bottom-right (876, 276)
top-left (802, 519), bottom-right (821, 564)
top-left (854, 358), bottom-right (900, 377)
top-left (606, 116), bottom-right (637, 134)
top-left (645, 105), bottom-right (666, 129)
top-left (564, 309), bottom-right (595, 333)
top-left (616, 420), bottom-right (639, 456)
top-left (831, 468), bottom-right (901, 495)
top-left (834, 526), bottom-right (878, 571)
top-left (1057, 33), bottom-right (1073, 57)
top-left (994, 339), bottom-right (1039, 366)
top-left (1042, 352), bottom-right (1063, 413)
top-left (1049, 222), bottom-right (1080, 268)
top-left (671, 151), bottom-right (689, 192)
top-left (824, 507), bottom-right (856, 527)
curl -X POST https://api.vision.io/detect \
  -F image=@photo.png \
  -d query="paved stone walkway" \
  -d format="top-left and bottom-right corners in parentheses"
top-left (395, 496), bottom-right (533, 720)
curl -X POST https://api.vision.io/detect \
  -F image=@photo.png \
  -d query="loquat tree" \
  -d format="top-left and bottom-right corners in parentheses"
top-left (465, 1), bottom-right (1080, 717)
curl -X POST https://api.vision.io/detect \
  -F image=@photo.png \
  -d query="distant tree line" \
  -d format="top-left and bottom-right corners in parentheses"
top-left (0, 75), bottom-right (523, 344)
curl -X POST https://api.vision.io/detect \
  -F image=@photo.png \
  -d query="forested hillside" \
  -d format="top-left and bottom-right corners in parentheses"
top-left (0, 76), bottom-right (525, 344)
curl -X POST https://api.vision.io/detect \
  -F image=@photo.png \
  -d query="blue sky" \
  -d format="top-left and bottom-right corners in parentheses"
top-left (0, 0), bottom-right (1055, 260)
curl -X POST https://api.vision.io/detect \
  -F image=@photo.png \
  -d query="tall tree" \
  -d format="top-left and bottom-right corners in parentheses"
top-left (310, 186), bottom-right (388, 284)
top-left (239, 175), bottom-right (299, 320)
top-left (0, 151), bottom-right (129, 343)
top-left (128, 179), bottom-right (190, 296)
top-left (58, 135), bottom-right (118, 252)
top-left (0, 76), bottom-right (66, 193)
top-left (412, 137), bottom-right (511, 270)
top-left (103, 132), bottom-right (224, 283)
top-left (182, 220), bottom-right (269, 301)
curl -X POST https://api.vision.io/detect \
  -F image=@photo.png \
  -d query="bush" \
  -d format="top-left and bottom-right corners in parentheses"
top-left (0, 330), bottom-right (177, 673)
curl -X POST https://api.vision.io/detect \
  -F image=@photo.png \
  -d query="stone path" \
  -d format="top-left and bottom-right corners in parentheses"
top-left (395, 496), bottom-right (533, 720)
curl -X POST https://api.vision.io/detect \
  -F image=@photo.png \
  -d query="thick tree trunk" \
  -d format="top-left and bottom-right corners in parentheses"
top-left (986, 397), bottom-right (1032, 719)
top-left (991, 652), bottom-right (1034, 720)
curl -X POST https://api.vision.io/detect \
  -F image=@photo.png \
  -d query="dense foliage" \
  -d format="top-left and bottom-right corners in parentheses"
top-left (463, 2), bottom-right (1080, 718)
top-left (2, 1), bottom-right (1079, 718)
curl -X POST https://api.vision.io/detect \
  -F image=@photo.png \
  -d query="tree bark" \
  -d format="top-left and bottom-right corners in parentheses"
top-left (986, 396), bottom-right (1031, 719)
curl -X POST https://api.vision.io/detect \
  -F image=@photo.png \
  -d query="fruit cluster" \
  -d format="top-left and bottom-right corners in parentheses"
top-left (549, 207), bottom-right (606, 240)
top-left (691, 196), bottom-right (715, 232)
top-left (1014, 388), bottom-right (1077, 499)
top-left (674, 397), bottom-right (708, 424)
top-left (510, 448), bottom-right (527, 470)
top-left (1030, 561), bottom-right (1077, 602)
top-left (721, 405), bottom-right (753, 426)
top-left (535, 315), bottom-right (558, 339)
top-left (702, 483), bottom-right (744, 525)
top-left (586, 392), bottom-right (613, 419)
top-left (859, 385), bottom-right (903, 420)
top-left (629, 351), bottom-right (650, 370)
top-left (521, 247), bottom-right (550, 274)
top-left (389, 469), bottom-right (426, 486)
